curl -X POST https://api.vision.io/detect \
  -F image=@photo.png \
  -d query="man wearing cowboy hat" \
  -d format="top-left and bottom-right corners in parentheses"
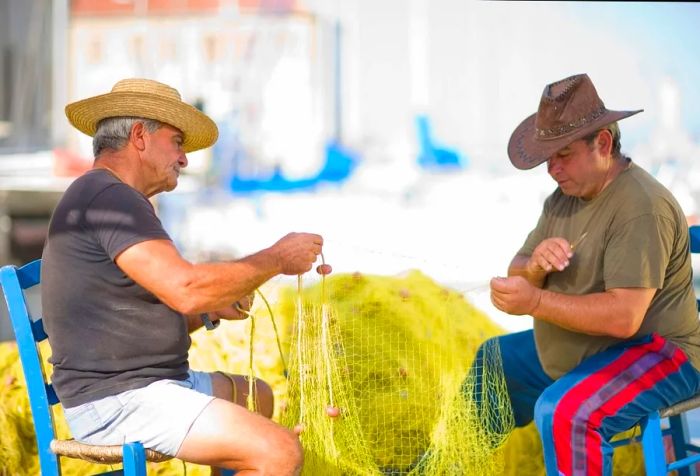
top-left (41, 78), bottom-right (320, 475)
top-left (470, 74), bottom-right (700, 475)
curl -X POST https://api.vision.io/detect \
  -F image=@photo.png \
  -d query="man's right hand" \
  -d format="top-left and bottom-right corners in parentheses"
top-left (526, 237), bottom-right (573, 275)
top-left (271, 232), bottom-right (324, 275)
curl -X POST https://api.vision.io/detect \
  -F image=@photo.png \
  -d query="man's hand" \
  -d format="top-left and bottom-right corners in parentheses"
top-left (490, 276), bottom-right (542, 316)
top-left (211, 293), bottom-right (255, 321)
top-left (271, 232), bottom-right (324, 275)
top-left (527, 237), bottom-right (573, 274)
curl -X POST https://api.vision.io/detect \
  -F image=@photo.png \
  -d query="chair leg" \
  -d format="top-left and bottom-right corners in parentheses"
top-left (669, 414), bottom-right (697, 476)
top-left (122, 442), bottom-right (147, 476)
top-left (641, 412), bottom-right (667, 476)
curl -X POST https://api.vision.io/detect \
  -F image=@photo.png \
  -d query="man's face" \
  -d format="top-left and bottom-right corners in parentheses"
top-left (546, 134), bottom-right (607, 200)
top-left (143, 124), bottom-right (187, 194)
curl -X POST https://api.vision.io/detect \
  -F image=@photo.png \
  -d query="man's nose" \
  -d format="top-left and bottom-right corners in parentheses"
top-left (179, 153), bottom-right (188, 168)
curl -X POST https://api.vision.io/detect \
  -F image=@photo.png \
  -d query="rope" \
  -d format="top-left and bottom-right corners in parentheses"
top-left (256, 289), bottom-right (287, 374)
top-left (247, 312), bottom-right (257, 411)
top-left (319, 253), bottom-right (336, 413)
top-left (318, 252), bottom-right (339, 455)
top-left (296, 274), bottom-right (305, 433)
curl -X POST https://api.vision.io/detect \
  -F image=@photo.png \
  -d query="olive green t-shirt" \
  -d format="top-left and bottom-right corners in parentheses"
top-left (519, 161), bottom-right (700, 379)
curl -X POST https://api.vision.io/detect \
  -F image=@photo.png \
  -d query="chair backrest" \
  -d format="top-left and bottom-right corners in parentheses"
top-left (0, 259), bottom-right (62, 475)
top-left (690, 225), bottom-right (700, 310)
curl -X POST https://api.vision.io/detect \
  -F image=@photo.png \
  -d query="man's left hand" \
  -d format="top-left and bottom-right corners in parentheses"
top-left (211, 293), bottom-right (255, 320)
top-left (490, 276), bottom-right (542, 316)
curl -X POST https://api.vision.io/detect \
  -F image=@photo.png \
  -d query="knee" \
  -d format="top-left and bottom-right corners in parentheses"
top-left (466, 337), bottom-right (504, 392)
top-left (475, 337), bottom-right (497, 359)
top-left (286, 433), bottom-right (304, 473)
top-left (263, 429), bottom-right (303, 475)
top-left (468, 337), bottom-right (498, 380)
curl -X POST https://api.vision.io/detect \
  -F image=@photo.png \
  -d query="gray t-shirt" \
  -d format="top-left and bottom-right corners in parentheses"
top-left (519, 162), bottom-right (700, 379)
top-left (42, 169), bottom-right (190, 408)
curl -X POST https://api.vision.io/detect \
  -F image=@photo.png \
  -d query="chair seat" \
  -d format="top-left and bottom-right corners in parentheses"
top-left (50, 439), bottom-right (172, 465)
top-left (660, 393), bottom-right (700, 419)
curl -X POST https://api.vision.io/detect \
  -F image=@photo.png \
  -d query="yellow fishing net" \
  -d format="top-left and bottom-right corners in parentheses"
top-left (277, 270), bottom-right (512, 475)
top-left (0, 269), bottom-right (646, 475)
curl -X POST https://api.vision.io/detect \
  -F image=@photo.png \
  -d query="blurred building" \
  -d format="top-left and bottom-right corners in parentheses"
top-left (0, 0), bottom-right (57, 152)
top-left (67, 0), bottom-right (337, 182)
top-left (0, 0), bottom-right (338, 262)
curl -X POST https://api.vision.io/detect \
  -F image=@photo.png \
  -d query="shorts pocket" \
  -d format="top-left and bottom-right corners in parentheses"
top-left (64, 396), bottom-right (125, 444)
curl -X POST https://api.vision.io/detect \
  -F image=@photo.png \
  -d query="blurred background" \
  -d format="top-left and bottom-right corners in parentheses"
top-left (1, 0), bottom-right (700, 339)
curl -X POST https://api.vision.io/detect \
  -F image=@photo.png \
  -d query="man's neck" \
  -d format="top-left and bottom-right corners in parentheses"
top-left (93, 153), bottom-right (147, 195)
top-left (603, 156), bottom-right (631, 188)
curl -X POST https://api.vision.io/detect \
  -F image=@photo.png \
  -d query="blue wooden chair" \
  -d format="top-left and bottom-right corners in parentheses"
top-left (0, 259), bottom-right (171, 476)
top-left (611, 225), bottom-right (700, 475)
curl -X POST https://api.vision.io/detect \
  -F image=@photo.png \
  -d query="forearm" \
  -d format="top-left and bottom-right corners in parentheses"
top-left (117, 232), bottom-right (321, 316)
top-left (532, 289), bottom-right (643, 338)
top-left (173, 248), bottom-right (280, 315)
top-left (508, 254), bottom-right (547, 288)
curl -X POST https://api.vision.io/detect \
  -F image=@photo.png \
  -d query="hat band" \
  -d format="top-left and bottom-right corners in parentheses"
top-left (535, 106), bottom-right (606, 140)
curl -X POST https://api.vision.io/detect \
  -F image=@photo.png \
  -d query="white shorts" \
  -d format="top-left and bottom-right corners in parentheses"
top-left (63, 370), bottom-right (216, 456)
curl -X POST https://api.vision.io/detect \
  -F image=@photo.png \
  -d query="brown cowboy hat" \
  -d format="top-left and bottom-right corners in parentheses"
top-left (65, 78), bottom-right (218, 153)
top-left (507, 74), bottom-right (643, 170)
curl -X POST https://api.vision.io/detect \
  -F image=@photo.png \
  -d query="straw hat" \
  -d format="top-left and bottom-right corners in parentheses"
top-left (65, 78), bottom-right (218, 153)
top-left (507, 74), bottom-right (642, 170)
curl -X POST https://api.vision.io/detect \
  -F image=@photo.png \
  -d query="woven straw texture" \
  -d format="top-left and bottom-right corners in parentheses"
top-left (65, 79), bottom-right (218, 153)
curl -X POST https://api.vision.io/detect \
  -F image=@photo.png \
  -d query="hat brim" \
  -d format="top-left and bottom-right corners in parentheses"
top-left (507, 108), bottom-right (643, 170)
top-left (65, 91), bottom-right (218, 153)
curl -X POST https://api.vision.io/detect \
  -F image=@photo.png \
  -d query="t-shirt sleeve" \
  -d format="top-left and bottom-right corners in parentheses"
top-left (603, 213), bottom-right (673, 290)
top-left (85, 184), bottom-right (171, 260)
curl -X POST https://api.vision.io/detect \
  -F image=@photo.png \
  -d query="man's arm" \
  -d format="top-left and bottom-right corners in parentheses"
top-left (490, 275), bottom-right (656, 338)
top-left (115, 232), bottom-right (322, 315)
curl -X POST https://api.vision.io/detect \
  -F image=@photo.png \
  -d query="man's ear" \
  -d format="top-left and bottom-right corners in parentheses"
top-left (597, 129), bottom-right (613, 156)
top-left (130, 122), bottom-right (147, 151)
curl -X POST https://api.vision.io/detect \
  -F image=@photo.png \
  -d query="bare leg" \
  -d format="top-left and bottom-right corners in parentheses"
top-left (177, 373), bottom-right (302, 476)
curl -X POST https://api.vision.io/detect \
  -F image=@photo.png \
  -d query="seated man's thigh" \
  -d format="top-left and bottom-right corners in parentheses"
top-left (535, 334), bottom-right (700, 440)
top-left (64, 374), bottom-right (215, 456)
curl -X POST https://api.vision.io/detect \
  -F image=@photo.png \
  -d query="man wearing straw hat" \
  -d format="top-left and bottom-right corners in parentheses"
top-left (471, 74), bottom-right (700, 475)
top-left (41, 78), bottom-right (320, 475)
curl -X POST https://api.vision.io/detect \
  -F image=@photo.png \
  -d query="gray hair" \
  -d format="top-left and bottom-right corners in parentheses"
top-left (583, 122), bottom-right (623, 160)
top-left (93, 117), bottom-right (163, 157)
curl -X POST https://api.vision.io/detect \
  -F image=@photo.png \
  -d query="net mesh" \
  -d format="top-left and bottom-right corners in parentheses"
top-left (0, 269), bottom-right (648, 475)
top-left (277, 270), bottom-right (514, 475)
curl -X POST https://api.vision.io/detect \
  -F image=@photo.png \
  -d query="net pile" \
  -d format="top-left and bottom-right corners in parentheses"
top-left (0, 270), bottom-right (647, 475)
top-left (277, 270), bottom-right (513, 475)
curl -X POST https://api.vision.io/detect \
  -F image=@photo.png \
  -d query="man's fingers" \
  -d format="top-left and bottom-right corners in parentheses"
top-left (544, 250), bottom-right (568, 271)
top-left (534, 254), bottom-right (553, 272)
top-left (491, 277), bottom-right (520, 294)
top-left (490, 293), bottom-right (506, 311)
top-left (539, 247), bottom-right (569, 271)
